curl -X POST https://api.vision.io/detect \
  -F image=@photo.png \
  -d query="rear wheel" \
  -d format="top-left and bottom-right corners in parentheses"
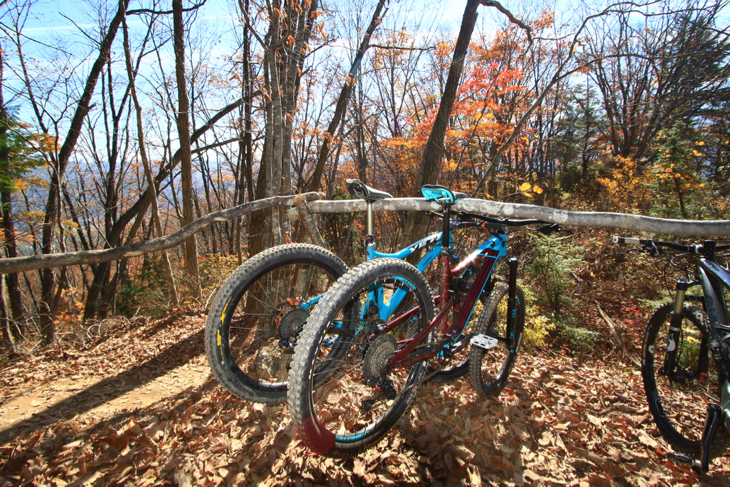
top-left (468, 282), bottom-right (525, 397)
top-left (288, 259), bottom-right (435, 457)
top-left (205, 244), bottom-right (347, 404)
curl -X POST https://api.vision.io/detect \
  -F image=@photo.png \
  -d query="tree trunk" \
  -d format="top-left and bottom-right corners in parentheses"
top-left (39, 0), bottom-right (130, 344)
top-left (0, 277), bottom-right (16, 355)
top-left (1, 193), bottom-right (23, 337)
top-left (0, 55), bottom-right (25, 335)
top-left (406, 0), bottom-right (480, 241)
top-left (122, 15), bottom-right (179, 306)
top-left (308, 0), bottom-right (386, 192)
top-left (173, 0), bottom-right (202, 299)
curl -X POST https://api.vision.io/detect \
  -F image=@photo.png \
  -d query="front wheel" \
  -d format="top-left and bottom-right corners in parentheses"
top-left (642, 302), bottom-right (714, 456)
top-left (204, 244), bottom-right (347, 404)
top-left (288, 259), bottom-right (435, 457)
top-left (468, 282), bottom-right (525, 397)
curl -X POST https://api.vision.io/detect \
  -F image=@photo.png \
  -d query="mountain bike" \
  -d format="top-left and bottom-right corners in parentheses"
top-left (287, 184), bottom-right (568, 457)
top-left (614, 236), bottom-right (730, 472)
top-left (205, 180), bottom-right (475, 404)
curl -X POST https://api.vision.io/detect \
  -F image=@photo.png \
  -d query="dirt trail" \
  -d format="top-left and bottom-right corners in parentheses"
top-left (0, 307), bottom-right (208, 446)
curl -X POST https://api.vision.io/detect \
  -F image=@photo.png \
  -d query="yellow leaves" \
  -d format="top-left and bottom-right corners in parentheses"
top-left (19, 210), bottom-right (46, 223)
top-left (38, 133), bottom-right (58, 153)
top-left (14, 179), bottom-right (28, 191)
top-left (61, 218), bottom-right (79, 230)
top-left (517, 182), bottom-right (544, 198)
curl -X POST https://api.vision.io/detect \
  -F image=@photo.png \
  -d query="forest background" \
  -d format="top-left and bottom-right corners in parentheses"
top-left (0, 0), bottom-right (730, 484)
top-left (0, 0), bottom-right (728, 356)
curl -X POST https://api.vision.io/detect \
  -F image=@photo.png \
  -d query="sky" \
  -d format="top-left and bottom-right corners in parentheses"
top-left (16, 0), bottom-right (471, 37)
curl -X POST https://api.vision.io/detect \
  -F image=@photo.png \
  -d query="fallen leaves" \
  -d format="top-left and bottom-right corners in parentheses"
top-left (1, 306), bottom-right (730, 485)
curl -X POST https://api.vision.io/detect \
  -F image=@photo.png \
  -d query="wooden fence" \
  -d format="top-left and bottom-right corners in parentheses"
top-left (1, 193), bottom-right (728, 275)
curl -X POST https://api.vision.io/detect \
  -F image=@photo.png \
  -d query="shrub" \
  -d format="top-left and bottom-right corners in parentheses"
top-left (520, 282), bottom-right (555, 351)
top-left (525, 233), bottom-right (586, 316)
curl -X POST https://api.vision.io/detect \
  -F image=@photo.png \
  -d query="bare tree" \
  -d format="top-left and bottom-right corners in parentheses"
top-left (173, 0), bottom-right (202, 299)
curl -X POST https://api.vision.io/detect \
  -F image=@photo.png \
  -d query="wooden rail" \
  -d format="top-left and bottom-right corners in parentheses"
top-left (287, 198), bottom-right (730, 237)
top-left (1, 193), bottom-right (728, 275)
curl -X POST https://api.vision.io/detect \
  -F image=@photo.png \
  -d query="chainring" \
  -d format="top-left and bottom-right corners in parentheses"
top-left (362, 333), bottom-right (397, 383)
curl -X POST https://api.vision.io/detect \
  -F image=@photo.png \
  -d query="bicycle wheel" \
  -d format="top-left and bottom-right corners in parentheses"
top-left (468, 281), bottom-right (525, 397)
top-left (205, 244), bottom-right (348, 404)
top-left (288, 258), bottom-right (435, 457)
top-left (642, 302), bottom-right (715, 456)
top-left (427, 264), bottom-right (495, 383)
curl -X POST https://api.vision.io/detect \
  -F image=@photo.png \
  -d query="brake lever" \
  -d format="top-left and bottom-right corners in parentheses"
top-left (537, 224), bottom-right (571, 236)
top-left (645, 243), bottom-right (661, 257)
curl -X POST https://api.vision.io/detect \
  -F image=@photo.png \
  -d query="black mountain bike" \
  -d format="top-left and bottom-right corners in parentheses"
top-left (614, 236), bottom-right (730, 471)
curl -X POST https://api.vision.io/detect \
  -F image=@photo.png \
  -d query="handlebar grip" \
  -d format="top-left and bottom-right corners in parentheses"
top-left (613, 236), bottom-right (640, 245)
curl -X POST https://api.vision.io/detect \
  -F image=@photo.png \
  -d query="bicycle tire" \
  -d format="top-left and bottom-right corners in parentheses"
top-left (642, 302), bottom-right (715, 456)
top-left (205, 244), bottom-right (348, 404)
top-left (427, 275), bottom-right (495, 384)
top-left (468, 282), bottom-right (525, 397)
top-left (288, 258), bottom-right (435, 457)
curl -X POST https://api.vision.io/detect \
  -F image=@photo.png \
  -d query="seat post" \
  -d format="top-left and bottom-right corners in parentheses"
top-left (366, 200), bottom-right (376, 257)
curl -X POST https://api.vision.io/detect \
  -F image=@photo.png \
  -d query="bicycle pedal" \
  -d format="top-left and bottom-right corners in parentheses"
top-left (471, 334), bottom-right (498, 350)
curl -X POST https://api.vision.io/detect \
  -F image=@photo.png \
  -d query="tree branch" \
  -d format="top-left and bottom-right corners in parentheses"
top-left (369, 44), bottom-right (434, 52)
top-left (127, 0), bottom-right (207, 16)
top-left (0, 193), bottom-right (323, 275)
top-left (287, 198), bottom-right (730, 237)
top-left (479, 0), bottom-right (532, 43)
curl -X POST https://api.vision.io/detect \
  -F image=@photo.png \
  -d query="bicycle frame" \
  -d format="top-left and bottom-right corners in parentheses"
top-left (366, 232), bottom-right (444, 321)
top-left (693, 254), bottom-right (730, 421)
top-left (383, 204), bottom-right (518, 369)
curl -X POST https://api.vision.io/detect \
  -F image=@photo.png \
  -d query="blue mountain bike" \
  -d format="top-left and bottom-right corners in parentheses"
top-left (286, 185), bottom-right (568, 457)
top-left (205, 180), bottom-right (468, 403)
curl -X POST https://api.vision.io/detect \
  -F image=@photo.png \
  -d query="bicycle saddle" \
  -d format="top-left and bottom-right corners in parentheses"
top-left (345, 179), bottom-right (393, 203)
top-left (421, 184), bottom-right (467, 204)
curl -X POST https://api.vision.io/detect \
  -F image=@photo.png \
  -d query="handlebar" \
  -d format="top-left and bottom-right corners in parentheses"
top-left (428, 211), bottom-right (571, 235)
top-left (613, 236), bottom-right (730, 256)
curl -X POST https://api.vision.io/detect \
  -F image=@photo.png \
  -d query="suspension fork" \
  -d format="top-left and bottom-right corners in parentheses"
top-left (663, 279), bottom-right (692, 381)
top-left (506, 258), bottom-right (519, 349)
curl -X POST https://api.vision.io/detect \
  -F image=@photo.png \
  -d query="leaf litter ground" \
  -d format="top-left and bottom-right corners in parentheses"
top-left (1, 306), bottom-right (730, 486)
